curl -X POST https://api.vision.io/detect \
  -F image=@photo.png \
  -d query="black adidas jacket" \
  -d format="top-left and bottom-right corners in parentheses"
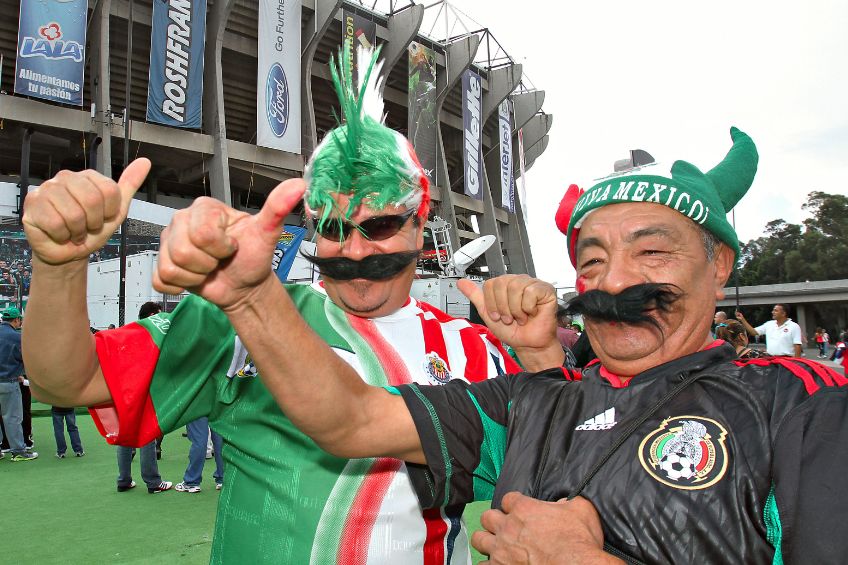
top-left (397, 344), bottom-right (848, 564)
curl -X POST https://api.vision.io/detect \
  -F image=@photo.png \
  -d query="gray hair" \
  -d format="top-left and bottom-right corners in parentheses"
top-left (698, 225), bottom-right (720, 261)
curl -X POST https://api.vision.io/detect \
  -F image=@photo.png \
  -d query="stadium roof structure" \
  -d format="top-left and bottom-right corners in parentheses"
top-left (0, 0), bottom-right (551, 277)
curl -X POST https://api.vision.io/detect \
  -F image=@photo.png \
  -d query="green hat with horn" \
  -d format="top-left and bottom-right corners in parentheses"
top-left (556, 127), bottom-right (758, 265)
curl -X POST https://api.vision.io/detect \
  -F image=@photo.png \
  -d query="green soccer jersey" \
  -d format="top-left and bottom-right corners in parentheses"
top-left (90, 283), bottom-right (518, 564)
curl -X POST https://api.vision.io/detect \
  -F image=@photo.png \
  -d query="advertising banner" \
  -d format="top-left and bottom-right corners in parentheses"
top-left (342, 9), bottom-right (376, 76)
top-left (461, 69), bottom-right (483, 201)
top-left (257, 0), bottom-right (301, 153)
top-left (497, 100), bottom-right (515, 212)
top-left (14, 0), bottom-right (87, 106)
top-left (146, 0), bottom-right (208, 128)
top-left (408, 41), bottom-right (437, 187)
top-left (271, 225), bottom-right (307, 282)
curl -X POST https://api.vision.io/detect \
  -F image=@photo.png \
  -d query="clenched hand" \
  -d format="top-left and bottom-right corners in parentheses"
top-left (153, 177), bottom-right (307, 311)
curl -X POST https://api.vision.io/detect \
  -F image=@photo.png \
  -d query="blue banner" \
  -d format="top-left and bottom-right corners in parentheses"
top-left (271, 226), bottom-right (306, 282)
top-left (14, 0), bottom-right (87, 106)
top-left (146, 0), bottom-right (208, 128)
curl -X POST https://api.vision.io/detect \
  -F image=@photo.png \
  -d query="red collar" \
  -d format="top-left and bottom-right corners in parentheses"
top-left (596, 339), bottom-right (725, 388)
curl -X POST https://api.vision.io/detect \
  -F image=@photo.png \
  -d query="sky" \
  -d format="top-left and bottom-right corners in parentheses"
top-left (446, 0), bottom-right (848, 289)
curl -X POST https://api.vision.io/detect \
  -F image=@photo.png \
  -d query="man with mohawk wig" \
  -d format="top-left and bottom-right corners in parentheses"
top-left (20, 43), bottom-right (564, 564)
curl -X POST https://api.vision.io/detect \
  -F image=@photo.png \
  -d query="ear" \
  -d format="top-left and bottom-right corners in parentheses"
top-left (713, 243), bottom-right (735, 300)
top-left (415, 219), bottom-right (425, 250)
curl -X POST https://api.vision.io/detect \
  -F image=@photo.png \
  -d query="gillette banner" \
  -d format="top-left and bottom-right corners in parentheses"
top-left (497, 100), bottom-right (515, 212)
top-left (342, 9), bottom-right (376, 76)
top-left (461, 69), bottom-right (483, 201)
top-left (257, 0), bottom-right (301, 153)
top-left (146, 0), bottom-right (208, 128)
top-left (14, 0), bottom-right (87, 106)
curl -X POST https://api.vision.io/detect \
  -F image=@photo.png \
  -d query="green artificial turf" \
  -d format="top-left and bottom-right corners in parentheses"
top-left (4, 413), bottom-right (493, 564)
top-left (2, 414), bottom-right (216, 565)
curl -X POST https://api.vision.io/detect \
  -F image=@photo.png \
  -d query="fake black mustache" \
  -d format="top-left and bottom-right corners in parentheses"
top-left (301, 250), bottom-right (421, 281)
top-left (565, 283), bottom-right (682, 330)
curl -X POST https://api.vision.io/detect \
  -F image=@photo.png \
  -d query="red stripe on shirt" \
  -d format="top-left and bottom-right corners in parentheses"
top-left (336, 458), bottom-right (403, 565)
top-left (788, 357), bottom-right (848, 386)
top-left (341, 315), bottom-right (438, 562)
top-left (422, 508), bottom-right (449, 565)
top-left (459, 325), bottom-right (491, 383)
top-left (88, 324), bottom-right (163, 447)
top-left (419, 313), bottom-right (451, 369)
top-left (415, 299), bottom-right (520, 376)
top-left (736, 357), bottom-right (821, 395)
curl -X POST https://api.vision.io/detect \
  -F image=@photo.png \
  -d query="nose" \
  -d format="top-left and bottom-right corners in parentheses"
top-left (340, 228), bottom-right (374, 261)
top-left (595, 254), bottom-right (646, 295)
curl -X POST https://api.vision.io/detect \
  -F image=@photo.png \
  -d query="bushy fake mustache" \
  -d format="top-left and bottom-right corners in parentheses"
top-left (301, 250), bottom-right (421, 281)
top-left (565, 283), bottom-right (682, 330)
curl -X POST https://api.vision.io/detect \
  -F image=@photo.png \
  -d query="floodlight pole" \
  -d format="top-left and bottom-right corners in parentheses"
top-left (732, 208), bottom-right (740, 312)
top-left (118, 0), bottom-right (133, 326)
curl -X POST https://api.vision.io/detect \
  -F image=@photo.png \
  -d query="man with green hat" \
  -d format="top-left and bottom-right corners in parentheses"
top-left (19, 44), bottom-right (562, 563)
top-left (0, 306), bottom-right (37, 461)
top-left (177, 126), bottom-right (848, 563)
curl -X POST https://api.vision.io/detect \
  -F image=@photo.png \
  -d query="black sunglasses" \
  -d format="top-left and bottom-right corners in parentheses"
top-left (314, 209), bottom-right (417, 242)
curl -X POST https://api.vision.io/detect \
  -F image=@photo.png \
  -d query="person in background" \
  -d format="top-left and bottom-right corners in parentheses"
top-left (0, 306), bottom-right (37, 461)
top-left (715, 320), bottom-right (766, 359)
top-left (114, 301), bottom-right (172, 494)
top-left (814, 327), bottom-right (826, 358)
top-left (51, 405), bottom-right (84, 458)
top-left (556, 307), bottom-right (579, 350)
top-left (174, 417), bottom-right (224, 493)
top-left (712, 310), bottom-right (728, 337)
top-left (736, 304), bottom-right (803, 357)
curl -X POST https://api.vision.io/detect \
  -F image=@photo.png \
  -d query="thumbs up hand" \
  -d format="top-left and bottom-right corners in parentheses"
top-left (153, 177), bottom-right (307, 310)
top-left (23, 158), bottom-right (151, 265)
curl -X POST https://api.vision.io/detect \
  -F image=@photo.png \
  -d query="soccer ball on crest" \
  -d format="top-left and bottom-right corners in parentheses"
top-left (658, 452), bottom-right (696, 481)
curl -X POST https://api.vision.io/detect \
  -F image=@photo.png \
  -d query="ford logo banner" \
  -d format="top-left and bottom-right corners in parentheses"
top-left (266, 63), bottom-right (289, 138)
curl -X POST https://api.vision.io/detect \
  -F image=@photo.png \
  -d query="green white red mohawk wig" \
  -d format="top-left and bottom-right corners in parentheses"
top-left (555, 127), bottom-right (758, 266)
top-left (304, 41), bottom-right (430, 237)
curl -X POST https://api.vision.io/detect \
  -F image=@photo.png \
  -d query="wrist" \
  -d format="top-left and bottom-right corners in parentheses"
top-left (513, 342), bottom-right (566, 372)
top-left (220, 274), bottom-right (286, 319)
top-left (32, 255), bottom-right (88, 279)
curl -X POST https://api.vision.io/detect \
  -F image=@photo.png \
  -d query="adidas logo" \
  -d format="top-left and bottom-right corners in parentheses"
top-left (575, 407), bottom-right (618, 431)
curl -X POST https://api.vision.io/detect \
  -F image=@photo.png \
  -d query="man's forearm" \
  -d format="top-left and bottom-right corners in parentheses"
top-left (740, 319), bottom-right (757, 336)
top-left (794, 344), bottom-right (802, 357)
top-left (24, 258), bottom-right (110, 407)
top-left (223, 277), bottom-right (424, 462)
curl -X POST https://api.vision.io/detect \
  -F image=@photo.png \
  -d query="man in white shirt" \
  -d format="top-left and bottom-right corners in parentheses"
top-left (736, 304), bottom-right (803, 356)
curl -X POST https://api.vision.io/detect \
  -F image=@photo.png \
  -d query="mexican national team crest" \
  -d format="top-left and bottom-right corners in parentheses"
top-left (423, 352), bottom-right (452, 384)
top-left (638, 416), bottom-right (729, 490)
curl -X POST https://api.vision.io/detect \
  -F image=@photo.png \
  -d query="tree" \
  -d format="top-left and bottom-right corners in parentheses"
top-left (737, 192), bottom-right (848, 285)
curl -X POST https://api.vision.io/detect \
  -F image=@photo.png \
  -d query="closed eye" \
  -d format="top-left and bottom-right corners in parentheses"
top-left (579, 257), bottom-right (603, 269)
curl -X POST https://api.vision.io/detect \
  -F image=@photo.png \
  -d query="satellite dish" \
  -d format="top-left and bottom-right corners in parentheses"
top-left (446, 235), bottom-right (496, 277)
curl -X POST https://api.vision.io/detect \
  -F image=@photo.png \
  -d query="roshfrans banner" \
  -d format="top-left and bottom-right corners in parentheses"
top-left (408, 41), bottom-right (438, 187)
top-left (342, 9), bottom-right (376, 76)
top-left (257, 0), bottom-right (301, 153)
top-left (146, 0), bottom-right (208, 128)
top-left (461, 69), bottom-right (483, 201)
top-left (498, 100), bottom-right (515, 212)
top-left (14, 0), bottom-right (87, 106)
